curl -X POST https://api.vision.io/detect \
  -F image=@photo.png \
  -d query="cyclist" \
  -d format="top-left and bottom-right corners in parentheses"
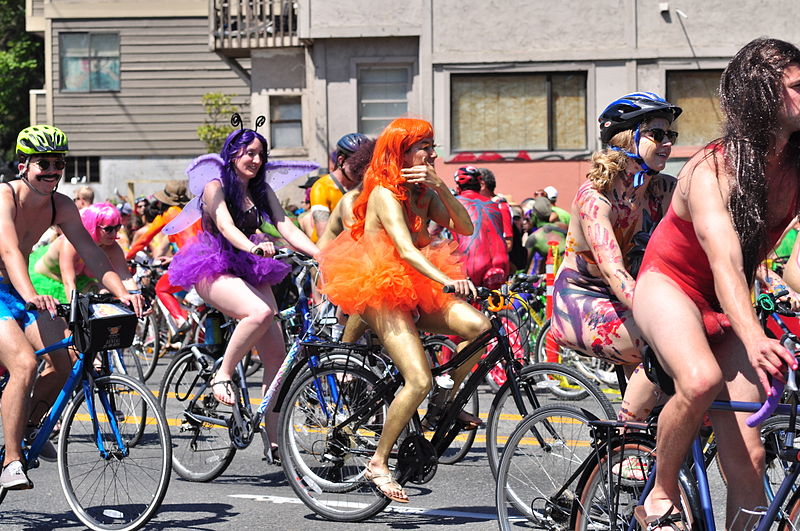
top-left (30, 202), bottom-right (137, 302)
top-left (524, 196), bottom-right (566, 274)
top-left (550, 92), bottom-right (681, 426)
top-left (452, 165), bottom-right (510, 289)
top-left (308, 132), bottom-right (370, 241)
top-left (632, 38), bottom-right (800, 529)
top-left (318, 118), bottom-right (489, 503)
top-left (0, 125), bottom-right (143, 489)
top-left (167, 125), bottom-right (318, 453)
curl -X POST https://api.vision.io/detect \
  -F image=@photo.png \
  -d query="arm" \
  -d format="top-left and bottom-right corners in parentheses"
top-left (317, 196), bottom-right (348, 249)
top-left (125, 210), bottom-right (170, 260)
top-left (688, 158), bottom-right (796, 391)
top-left (403, 164), bottom-right (473, 236)
top-left (106, 242), bottom-right (137, 291)
top-left (58, 238), bottom-right (83, 301)
top-left (575, 187), bottom-right (635, 307)
top-left (267, 185), bottom-right (320, 258)
top-left (499, 202), bottom-right (513, 251)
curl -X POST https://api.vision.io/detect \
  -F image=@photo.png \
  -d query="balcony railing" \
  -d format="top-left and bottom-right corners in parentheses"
top-left (210, 0), bottom-right (299, 52)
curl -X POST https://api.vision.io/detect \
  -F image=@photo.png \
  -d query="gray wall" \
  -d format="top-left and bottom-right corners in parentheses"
top-left (51, 17), bottom-right (250, 157)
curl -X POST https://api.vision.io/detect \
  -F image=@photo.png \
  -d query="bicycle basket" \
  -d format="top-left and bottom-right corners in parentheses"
top-left (73, 301), bottom-right (138, 353)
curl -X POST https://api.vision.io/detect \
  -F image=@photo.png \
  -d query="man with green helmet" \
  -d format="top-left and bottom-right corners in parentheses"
top-left (0, 125), bottom-right (143, 490)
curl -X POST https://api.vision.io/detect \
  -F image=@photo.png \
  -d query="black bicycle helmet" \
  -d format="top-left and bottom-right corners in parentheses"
top-left (335, 133), bottom-right (369, 157)
top-left (599, 92), bottom-right (682, 144)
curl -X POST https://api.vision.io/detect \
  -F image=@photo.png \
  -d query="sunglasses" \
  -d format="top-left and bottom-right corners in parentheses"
top-left (642, 128), bottom-right (679, 144)
top-left (99, 224), bottom-right (122, 234)
top-left (33, 159), bottom-right (66, 171)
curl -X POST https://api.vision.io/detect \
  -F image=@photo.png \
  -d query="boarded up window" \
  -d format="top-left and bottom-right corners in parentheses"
top-left (270, 95), bottom-right (303, 148)
top-left (60, 32), bottom-right (120, 92)
top-left (667, 70), bottom-right (723, 146)
top-left (451, 72), bottom-right (586, 151)
top-left (358, 66), bottom-right (410, 137)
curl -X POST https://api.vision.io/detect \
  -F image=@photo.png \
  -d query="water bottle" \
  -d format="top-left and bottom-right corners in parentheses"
top-left (422, 374), bottom-right (454, 429)
top-left (204, 311), bottom-right (224, 346)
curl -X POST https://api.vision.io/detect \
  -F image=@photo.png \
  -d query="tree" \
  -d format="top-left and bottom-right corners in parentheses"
top-left (0, 0), bottom-right (43, 162)
top-left (197, 92), bottom-right (238, 154)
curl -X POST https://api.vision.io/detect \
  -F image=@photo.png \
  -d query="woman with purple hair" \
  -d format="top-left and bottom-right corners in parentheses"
top-left (30, 202), bottom-right (136, 302)
top-left (168, 127), bottom-right (319, 449)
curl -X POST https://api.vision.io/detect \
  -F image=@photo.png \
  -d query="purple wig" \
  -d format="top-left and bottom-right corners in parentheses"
top-left (210, 128), bottom-right (273, 233)
top-left (81, 202), bottom-right (122, 243)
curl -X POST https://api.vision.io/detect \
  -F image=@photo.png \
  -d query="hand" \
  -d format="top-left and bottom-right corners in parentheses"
top-left (746, 334), bottom-right (798, 395)
top-left (251, 241), bottom-right (276, 257)
top-left (400, 163), bottom-right (444, 190)
top-left (445, 278), bottom-right (477, 299)
top-left (26, 294), bottom-right (59, 318)
top-left (118, 292), bottom-right (145, 318)
top-left (776, 288), bottom-right (800, 313)
top-left (156, 255), bottom-right (173, 265)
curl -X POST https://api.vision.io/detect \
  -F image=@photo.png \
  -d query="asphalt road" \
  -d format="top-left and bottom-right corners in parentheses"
top-left (0, 357), bottom-right (729, 531)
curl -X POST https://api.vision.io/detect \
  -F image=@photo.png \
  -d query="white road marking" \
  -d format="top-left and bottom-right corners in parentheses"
top-left (229, 493), bottom-right (496, 520)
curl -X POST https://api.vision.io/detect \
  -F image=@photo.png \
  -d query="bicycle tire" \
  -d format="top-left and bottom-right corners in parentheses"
top-left (58, 373), bottom-right (171, 531)
top-left (486, 362), bottom-right (616, 477)
top-left (131, 312), bottom-right (161, 382)
top-left (760, 416), bottom-right (800, 504)
top-left (573, 434), bottom-right (698, 531)
top-left (780, 481), bottom-right (800, 530)
top-left (279, 363), bottom-right (393, 521)
top-left (108, 350), bottom-right (147, 446)
top-left (158, 346), bottom-right (236, 482)
top-left (495, 405), bottom-right (595, 530)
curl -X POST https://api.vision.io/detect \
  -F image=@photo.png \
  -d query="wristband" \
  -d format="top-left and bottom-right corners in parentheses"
top-left (127, 290), bottom-right (141, 294)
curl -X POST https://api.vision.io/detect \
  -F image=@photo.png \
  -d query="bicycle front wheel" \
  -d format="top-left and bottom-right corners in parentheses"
top-left (159, 346), bottom-right (236, 482)
top-left (495, 405), bottom-right (594, 530)
top-left (279, 364), bottom-right (392, 522)
top-left (486, 362), bottom-right (616, 477)
top-left (130, 312), bottom-right (161, 382)
top-left (58, 373), bottom-right (171, 531)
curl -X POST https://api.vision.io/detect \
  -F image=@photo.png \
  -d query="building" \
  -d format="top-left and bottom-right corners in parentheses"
top-left (26, 0), bottom-right (800, 205)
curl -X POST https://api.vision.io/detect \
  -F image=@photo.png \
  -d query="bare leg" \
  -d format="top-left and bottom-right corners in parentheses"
top-left (341, 314), bottom-right (369, 343)
top-left (0, 320), bottom-right (38, 466)
top-left (633, 272), bottom-right (724, 519)
top-left (195, 275), bottom-right (277, 385)
top-left (25, 315), bottom-right (70, 425)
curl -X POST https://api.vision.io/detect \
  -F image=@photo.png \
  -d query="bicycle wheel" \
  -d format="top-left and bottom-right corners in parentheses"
top-left (158, 346), bottom-right (236, 482)
top-left (107, 350), bottom-right (147, 446)
top-left (279, 364), bottom-right (392, 521)
top-left (58, 374), bottom-right (171, 531)
top-left (761, 416), bottom-right (799, 503)
top-left (573, 434), bottom-right (698, 531)
top-left (486, 362), bottom-right (616, 477)
top-left (495, 405), bottom-right (595, 530)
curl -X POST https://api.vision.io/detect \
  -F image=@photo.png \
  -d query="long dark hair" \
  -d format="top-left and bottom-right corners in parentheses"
top-left (211, 128), bottom-right (272, 232)
top-left (719, 37), bottom-right (800, 281)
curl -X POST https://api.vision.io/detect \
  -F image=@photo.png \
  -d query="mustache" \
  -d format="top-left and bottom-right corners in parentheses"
top-left (36, 174), bottom-right (61, 180)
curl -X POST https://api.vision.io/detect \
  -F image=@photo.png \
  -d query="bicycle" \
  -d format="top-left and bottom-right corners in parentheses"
top-left (276, 286), bottom-right (615, 522)
top-left (0, 292), bottom-right (171, 531)
top-left (496, 291), bottom-right (800, 531)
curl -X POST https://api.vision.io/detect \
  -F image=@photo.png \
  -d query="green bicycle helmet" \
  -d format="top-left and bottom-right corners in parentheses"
top-left (16, 125), bottom-right (69, 157)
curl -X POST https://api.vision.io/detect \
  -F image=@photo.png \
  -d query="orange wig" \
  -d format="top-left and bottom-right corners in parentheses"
top-left (349, 118), bottom-right (434, 239)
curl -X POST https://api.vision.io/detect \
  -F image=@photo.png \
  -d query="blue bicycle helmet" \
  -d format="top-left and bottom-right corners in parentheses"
top-left (598, 92), bottom-right (682, 187)
top-left (335, 133), bottom-right (369, 157)
top-left (599, 92), bottom-right (682, 144)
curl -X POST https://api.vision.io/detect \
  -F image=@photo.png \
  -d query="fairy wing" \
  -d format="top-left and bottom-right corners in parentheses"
top-left (162, 154), bottom-right (223, 235)
top-left (264, 160), bottom-right (320, 192)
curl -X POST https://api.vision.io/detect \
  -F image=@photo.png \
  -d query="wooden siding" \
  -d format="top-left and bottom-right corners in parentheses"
top-left (52, 18), bottom-right (250, 156)
top-left (31, 0), bottom-right (44, 19)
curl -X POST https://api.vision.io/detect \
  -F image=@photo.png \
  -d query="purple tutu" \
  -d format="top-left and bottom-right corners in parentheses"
top-left (168, 231), bottom-right (291, 289)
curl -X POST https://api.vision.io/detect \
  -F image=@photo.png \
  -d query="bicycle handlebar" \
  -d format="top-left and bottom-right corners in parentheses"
top-left (746, 334), bottom-right (799, 427)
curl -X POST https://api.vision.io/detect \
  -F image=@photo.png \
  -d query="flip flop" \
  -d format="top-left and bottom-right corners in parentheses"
top-left (364, 464), bottom-right (409, 504)
top-left (633, 504), bottom-right (687, 530)
top-left (210, 379), bottom-right (236, 406)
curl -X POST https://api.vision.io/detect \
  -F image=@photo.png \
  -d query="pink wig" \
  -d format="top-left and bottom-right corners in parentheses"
top-left (81, 202), bottom-right (122, 243)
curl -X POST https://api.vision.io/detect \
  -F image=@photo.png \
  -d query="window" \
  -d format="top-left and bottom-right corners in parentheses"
top-left (451, 72), bottom-right (587, 152)
top-left (64, 156), bottom-right (100, 183)
top-left (270, 96), bottom-right (303, 149)
top-left (667, 70), bottom-right (723, 146)
top-left (60, 33), bottom-right (120, 92)
top-left (358, 66), bottom-right (410, 137)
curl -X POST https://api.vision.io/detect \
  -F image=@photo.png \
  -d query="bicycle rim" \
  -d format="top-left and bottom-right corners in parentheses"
top-left (58, 374), bottom-right (171, 531)
top-left (159, 348), bottom-right (236, 482)
top-left (279, 364), bottom-right (392, 521)
top-left (487, 363), bottom-right (615, 477)
top-left (495, 405), bottom-right (594, 530)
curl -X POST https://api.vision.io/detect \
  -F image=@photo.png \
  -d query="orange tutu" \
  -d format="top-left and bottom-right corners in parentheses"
top-left (318, 230), bottom-right (465, 315)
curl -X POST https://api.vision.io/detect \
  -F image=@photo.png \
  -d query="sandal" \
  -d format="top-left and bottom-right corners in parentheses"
top-left (455, 408), bottom-right (484, 431)
top-left (210, 379), bottom-right (237, 406)
top-left (364, 464), bottom-right (408, 504)
top-left (612, 455), bottom-right (648, 481)
top-left (633, 504), bottom-right (687, 530)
